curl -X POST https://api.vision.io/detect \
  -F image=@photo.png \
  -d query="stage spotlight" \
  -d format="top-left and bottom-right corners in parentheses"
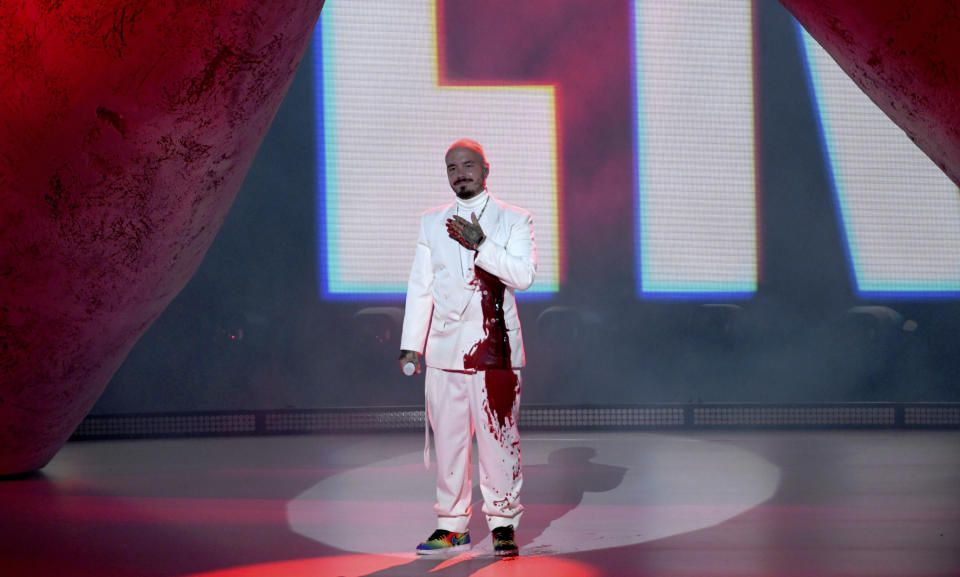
top-left (352, 307), bottom-right (404, 347)
top-left (207, 311), bottom-right (247, 348)
top-left (214, 325), bottom-right (245, 344)
top-left (840, 306), bottom-right (903, 349)
top-left (835, 306), bottom-right (905, 397)
top-left (532, 306), bottom-right (593, 393)
top-left (536, 306), bottom-right (585, 347)
top-left (686, 303), bottom-right (744, 345)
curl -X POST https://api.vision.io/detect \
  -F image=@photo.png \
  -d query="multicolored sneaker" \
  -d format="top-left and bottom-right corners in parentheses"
top-left (416, 529), bottom-right (471, 555)
top-left (491, 525), bottom-right (518, 557)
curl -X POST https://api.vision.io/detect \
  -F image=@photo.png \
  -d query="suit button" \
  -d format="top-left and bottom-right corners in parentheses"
top-left (450, 313), bottom-right (461, 321)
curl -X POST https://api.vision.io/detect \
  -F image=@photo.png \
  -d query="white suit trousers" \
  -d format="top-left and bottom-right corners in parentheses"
top-left (425, 367), bottom-right (523, 532)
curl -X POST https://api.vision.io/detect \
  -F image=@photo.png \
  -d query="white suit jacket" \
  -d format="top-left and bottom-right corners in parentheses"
top-left (400, 192), bottom-right (537, 371)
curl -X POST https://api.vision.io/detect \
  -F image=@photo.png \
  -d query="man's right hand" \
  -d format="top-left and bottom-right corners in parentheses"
top-left (398, 349), bottom-right (423, 375)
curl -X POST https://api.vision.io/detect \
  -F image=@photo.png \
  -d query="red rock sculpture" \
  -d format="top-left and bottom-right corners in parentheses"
top-left (779, 0), bottom-right (960, 188)
top-left (0, 1), bottom-right (324, 474)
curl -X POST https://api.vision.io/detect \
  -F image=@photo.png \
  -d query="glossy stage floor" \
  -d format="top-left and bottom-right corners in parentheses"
top-left (2, 430), bottom-right (959, 576)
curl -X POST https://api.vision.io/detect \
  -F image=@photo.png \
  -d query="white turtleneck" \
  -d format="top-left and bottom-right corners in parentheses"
top-left (455, 189), bottom-right (489, 214)
top-left (454, 190), bottom-right (491, 280)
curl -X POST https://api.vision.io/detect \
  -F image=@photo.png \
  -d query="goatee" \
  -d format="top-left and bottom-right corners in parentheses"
top-left (456, 186), bottom-right (478, 199)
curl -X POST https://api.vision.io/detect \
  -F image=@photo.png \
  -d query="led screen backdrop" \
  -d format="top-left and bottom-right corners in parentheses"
top-left (799, 28), bottom-right (960, 298)
top-left (317, 0), bottom-right (561, 297)
top-left (635, 1), bottom-right (758, 298)
top-left (317, 0), bottom-right (960, 300)
top-left (96, 0), bottom-right (960, 415)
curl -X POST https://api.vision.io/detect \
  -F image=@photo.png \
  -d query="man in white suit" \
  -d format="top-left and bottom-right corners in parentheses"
top-left (399, 139), bottom-right (537, 557)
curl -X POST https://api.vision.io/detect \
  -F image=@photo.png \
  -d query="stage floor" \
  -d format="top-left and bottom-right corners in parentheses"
top-left (2, 430), bottom-right (959, 576)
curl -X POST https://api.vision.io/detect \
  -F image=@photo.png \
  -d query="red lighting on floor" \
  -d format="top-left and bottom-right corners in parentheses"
top-left (180, 555), bottom-right (415, 577)
top-left (178, 553), bottom-right (601, 577)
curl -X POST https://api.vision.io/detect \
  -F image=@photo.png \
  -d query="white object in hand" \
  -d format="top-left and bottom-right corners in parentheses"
top-left (403, 362), bottom-right (417, 376)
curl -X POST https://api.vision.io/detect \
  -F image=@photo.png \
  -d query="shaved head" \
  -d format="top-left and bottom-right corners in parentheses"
top-left (446, 138), bottom-right (488, 166)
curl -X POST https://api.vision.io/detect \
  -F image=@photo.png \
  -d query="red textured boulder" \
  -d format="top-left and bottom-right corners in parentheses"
top-left (780, 0), bottom-right (960, 187)
top-left (0, 1), bottom-right (323, 474)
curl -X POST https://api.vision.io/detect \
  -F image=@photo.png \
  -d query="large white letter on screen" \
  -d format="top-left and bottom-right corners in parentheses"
top-left (635, 1), bottom-right (758, 298)
top-left (800, 29), bottom-right (960, 297)
top-left (319, 1), bottom-right (560, 297)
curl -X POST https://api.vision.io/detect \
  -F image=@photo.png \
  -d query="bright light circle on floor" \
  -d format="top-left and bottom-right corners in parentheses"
top-left (286, 434), bottom-right (780, 555)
